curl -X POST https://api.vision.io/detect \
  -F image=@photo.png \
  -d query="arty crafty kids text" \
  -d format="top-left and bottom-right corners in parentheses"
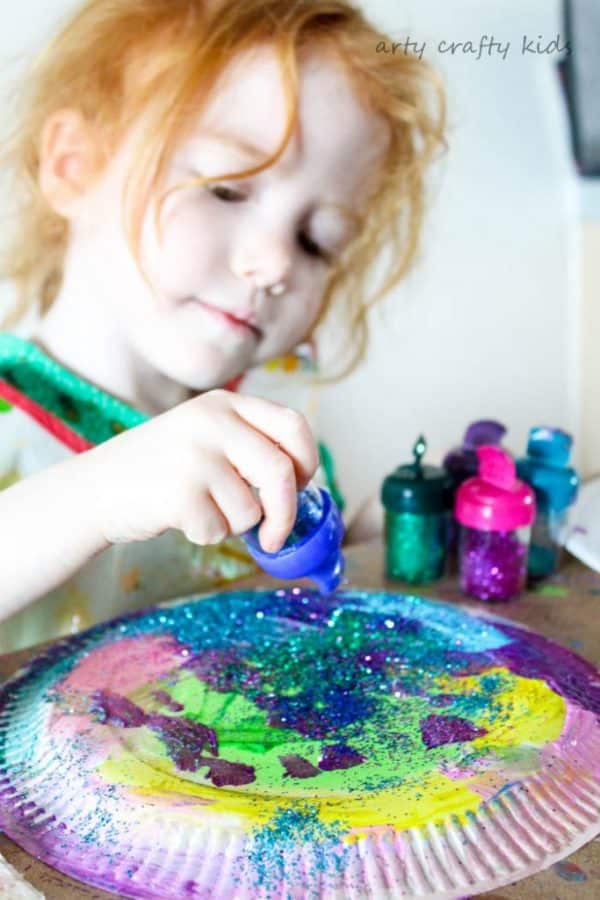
top-left (376, 34), bottom-right (572, 62)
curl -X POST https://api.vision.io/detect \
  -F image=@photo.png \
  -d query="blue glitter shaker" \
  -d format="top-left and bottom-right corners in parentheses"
top-left (516, 427), bottom-right (579, 580)
top-left (243, 484), bottom-right (345, 594)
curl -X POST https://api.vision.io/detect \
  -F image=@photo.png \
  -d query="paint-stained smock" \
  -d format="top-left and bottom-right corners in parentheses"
top-left (0, 333), bottom-right (341, 653)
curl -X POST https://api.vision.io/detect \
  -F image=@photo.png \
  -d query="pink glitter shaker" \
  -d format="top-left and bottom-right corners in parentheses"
top-left (455, 446), bottom-right (536, 601)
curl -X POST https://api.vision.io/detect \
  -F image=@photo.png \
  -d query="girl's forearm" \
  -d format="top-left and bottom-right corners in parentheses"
top-left (0, 454), bottom-right (110, 622)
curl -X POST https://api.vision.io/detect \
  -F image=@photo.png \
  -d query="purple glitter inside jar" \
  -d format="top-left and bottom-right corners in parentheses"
top-left (459, 526), bottom-right (528, 601)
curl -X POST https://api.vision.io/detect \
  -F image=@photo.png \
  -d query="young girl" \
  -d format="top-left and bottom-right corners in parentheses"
top-left (0, 0), bottom-right (444, 652)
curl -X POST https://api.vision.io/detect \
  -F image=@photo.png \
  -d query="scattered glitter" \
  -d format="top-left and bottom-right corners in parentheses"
top-left (243, 806), bottom-right (348, 895)
top-left (0, 587), bottom-right (597, 898)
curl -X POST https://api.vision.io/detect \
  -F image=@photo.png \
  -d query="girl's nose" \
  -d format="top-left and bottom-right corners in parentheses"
top-left (230, 231), bottom-right (292, 292)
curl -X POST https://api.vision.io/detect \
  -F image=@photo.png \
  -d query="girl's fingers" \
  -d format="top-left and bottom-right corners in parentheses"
top-left (222, 421), bottom-right (299, 553)
top-left (230, 394), bottom-right (319, 490)
top-left (181, 490), bottom-right (229, 546)
top-left (205, 459), bottom-right (263, 535)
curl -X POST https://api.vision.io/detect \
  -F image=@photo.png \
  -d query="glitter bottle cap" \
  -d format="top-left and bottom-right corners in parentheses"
top-left (455, 446), bottom-right (536, 532)
top-left (516, 427), bottom-right (579, 513)
top-left (243, 487), bottom-right (345, 594)
top-left (443, 419), bottom-right (507, 485)
top-left (381, 435), bottom-right (453, 515)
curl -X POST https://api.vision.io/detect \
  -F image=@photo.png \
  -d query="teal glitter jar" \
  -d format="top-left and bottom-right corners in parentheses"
top-left (381, 436), bottom-right (453, 583)
top-left (516, 427), bottom-right (579, 580)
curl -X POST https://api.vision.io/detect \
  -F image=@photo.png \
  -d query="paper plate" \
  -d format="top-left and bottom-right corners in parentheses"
top-left (567, 476), bottom-right (600, 573)
top-left (1, 588), bottom-right (599, 899)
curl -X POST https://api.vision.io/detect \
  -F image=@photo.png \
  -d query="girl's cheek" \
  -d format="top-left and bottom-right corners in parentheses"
top-left (152, 189), bottom-right (208, 249)
top-left (154, 208), bottom-right (222, 289)
top-left (301, 269), bottom-right (330, 317)
top-left (282, 285), bottom-right (324, 338)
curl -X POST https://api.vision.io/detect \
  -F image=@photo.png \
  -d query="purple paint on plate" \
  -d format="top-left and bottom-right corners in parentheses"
top-left (318, 744), bottom-right (365, 771)
top-left (491, 623), bottom-right (600, 718)
top-left (420, 714), bottom-right (487, 749)
top-left (279, 755), bottom-right (321, 778)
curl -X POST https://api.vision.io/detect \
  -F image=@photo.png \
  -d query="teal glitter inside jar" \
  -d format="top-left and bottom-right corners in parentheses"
top-left (381, 436), bottom-right (453, 584)
top-left (516, 427), bottom-right (579, 581)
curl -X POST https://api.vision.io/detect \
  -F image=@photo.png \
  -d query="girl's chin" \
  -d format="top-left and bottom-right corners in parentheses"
top-left (158, 347), bottom-right (252, 392)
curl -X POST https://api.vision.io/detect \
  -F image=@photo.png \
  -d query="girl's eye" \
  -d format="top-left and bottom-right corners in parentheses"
top-left (298, 231), bottom-right (331, 263)
top-left (207, 184), bottom-right (246, 202)
top-left (206, 184), bottom-right (331, 263)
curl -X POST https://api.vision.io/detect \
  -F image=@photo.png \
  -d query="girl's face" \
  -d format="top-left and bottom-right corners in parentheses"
top-left (76, 45), bottom-right (389, 390)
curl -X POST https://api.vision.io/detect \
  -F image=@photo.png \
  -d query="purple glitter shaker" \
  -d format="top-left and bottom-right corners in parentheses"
top-left (443, 419), bottom-right (507, 554)
top-left (455, 446), bottom-right (536, 601)
top-left (243, 484), bottom-right (345, 594)
top-left (443, 420), bottom-right (507, 485)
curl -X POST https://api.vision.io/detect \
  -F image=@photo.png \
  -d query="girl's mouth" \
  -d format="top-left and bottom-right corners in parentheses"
top-left (188, 297), bottom-right (262, 339)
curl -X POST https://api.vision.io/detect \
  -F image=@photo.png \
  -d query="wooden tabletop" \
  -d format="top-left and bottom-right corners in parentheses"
top-left (1, 541), bottom-right (599, 899)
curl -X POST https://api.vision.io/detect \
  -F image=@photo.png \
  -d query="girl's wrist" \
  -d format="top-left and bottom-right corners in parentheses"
top-left (0, 451), bottom-right (113, 619)
top-left (61, 450), bottom-right (113, 556)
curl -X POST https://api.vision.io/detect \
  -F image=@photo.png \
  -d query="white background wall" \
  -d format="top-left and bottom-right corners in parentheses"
top-left (317, 0), bottom-right (583, 518)
top-left (0, 1), bottom-right (591, 520)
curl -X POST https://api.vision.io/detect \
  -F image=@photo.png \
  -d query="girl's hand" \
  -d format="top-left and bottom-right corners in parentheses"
top-left (81, 390), bottom-right (320, 554)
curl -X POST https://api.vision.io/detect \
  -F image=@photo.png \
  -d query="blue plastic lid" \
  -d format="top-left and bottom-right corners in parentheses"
top-left (526, 426), bottom-right (572, 465)
top-left (243, 487), bottom-right (345, 594)
top-left (516, 426), bottom-right (579, 513)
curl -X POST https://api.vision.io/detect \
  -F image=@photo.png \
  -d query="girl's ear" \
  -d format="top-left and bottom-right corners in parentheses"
top-left (38, 108), bottom-right (101, 219)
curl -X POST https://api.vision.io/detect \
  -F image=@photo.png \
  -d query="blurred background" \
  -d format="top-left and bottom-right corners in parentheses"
top-left (317, 0), bottom-right (599, 520)
top-left (0, 0), bottom-right (598, 522)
